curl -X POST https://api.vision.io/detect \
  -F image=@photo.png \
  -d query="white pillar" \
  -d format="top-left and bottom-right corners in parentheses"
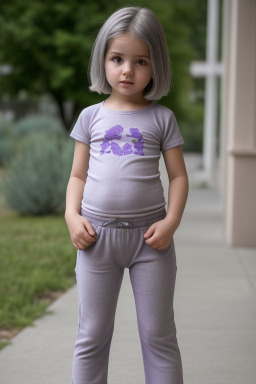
top-left (190, 0), bottom-right (222, 186)
top-left (203, 0), bottom-right (220, 185)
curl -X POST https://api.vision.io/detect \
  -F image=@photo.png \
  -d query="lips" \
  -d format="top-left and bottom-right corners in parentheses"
top-left (120, 81), bottom-right (133, 84)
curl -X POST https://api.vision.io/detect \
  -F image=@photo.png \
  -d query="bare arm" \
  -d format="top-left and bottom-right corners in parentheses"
top-left (163, 145), bottom-right (189, 229)
top-left (65, 140), bottom-right (97, 250)
top-left (65, 140), bottom-right (89, 216)
top-left (144, 145), bottom-right (189, 250)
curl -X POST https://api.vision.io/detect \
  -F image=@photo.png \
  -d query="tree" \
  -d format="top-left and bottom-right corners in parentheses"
top-left (0, 0), bottom-right (121, 130)
top-left (0, 0), bottom-right (206, 147)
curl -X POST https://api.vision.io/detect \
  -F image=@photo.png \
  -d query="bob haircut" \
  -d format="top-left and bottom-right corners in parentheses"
top-left (88, 6), bottom-right (172, 100)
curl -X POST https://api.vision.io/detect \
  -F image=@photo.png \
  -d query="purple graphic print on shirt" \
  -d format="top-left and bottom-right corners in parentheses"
top-left (100, 125), bottom-right (144, 156)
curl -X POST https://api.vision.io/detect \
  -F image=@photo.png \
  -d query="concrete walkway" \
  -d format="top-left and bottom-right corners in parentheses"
top-left (0, 154), bottom-right (256, 384)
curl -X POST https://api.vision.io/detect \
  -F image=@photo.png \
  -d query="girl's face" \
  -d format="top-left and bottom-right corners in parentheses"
top-left (104, 33), bottom-right (153, 101)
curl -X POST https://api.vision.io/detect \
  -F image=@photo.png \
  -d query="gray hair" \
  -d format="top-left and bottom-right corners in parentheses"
top-left (88, 6), bottom-right (171, 100)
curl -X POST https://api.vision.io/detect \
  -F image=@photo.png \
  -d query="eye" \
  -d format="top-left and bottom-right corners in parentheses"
top-left (137, 59), bottom-right (147, 65)
top-left (112, 56), bottom-right (122, 64)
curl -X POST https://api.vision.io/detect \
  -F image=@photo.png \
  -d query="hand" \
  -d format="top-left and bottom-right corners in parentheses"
top-left (144, 218), bottom-right (176, 250)
top-left (65, 212), bottom-right (97, 250)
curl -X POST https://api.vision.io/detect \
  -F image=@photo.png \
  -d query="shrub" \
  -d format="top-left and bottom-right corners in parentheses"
top-left (12, 114), bottom-right (68, 155)
top-left (1, 132), bottom-right (74, 215)
top-left (13, 115), bottom-right (63, 137)
top-left (0, 119), bottom-right (15, 166)
top-left (181, 120), bottom-right (203, 152)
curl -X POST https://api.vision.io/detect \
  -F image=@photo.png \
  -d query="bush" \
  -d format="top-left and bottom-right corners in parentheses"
top-left (13, 114), bottom-right (63, 137)
top-left (12, 114), bottom-right (69, 154)
top-left (1, 132), bottom-right (74, 215)
top-left (0, 119), bottom-right (15, 166)
top-left (0, 115), bottom-right (68, 168)
top-left (181, 120), bottom-right (203, 152)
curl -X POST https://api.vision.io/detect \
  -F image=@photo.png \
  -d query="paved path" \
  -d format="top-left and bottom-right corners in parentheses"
top-left (0, 154), bottom-right (255, 384)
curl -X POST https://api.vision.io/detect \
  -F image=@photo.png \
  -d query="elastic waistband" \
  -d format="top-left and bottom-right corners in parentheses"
top-left (81, 207), bottom-right (166, 228)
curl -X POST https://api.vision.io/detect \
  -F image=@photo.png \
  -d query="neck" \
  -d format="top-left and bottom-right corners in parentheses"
top-left (105, 92), bottom-right (152, 111)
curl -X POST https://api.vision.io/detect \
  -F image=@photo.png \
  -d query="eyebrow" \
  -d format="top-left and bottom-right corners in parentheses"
top-left (109, 51), bottom-right (150, 59)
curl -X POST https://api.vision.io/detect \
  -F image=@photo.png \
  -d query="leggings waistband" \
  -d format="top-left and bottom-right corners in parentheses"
top-left (81, 207), bottom-right (167, 228)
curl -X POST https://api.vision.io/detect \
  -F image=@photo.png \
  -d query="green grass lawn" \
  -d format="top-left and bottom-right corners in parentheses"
top-left (0, 198), bottom-right (76, 349)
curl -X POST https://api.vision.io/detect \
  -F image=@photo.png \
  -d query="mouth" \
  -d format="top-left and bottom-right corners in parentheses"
top-left (120, 81), bottom-right (134, 84)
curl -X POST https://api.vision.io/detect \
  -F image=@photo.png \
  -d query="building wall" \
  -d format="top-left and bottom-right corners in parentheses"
top-left (221, 0), bottom-right (256, 246)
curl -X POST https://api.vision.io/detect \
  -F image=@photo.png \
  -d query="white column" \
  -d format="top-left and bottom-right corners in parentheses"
top-left (190, 0), bottom-right (222, 186)
top-left (203, 0), bottom-right (220, 184)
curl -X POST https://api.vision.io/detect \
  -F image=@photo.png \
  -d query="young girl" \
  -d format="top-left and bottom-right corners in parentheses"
top-left (65, 6), bottom-right (188, 384)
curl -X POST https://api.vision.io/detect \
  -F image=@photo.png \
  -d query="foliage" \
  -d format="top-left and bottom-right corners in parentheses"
top-left (0, 0), bottom-right (122, 129)
top-left (13, 114), bottom-right (64, 137)
top-left (0, 114), bottom-right (67, 168)
top-left (0, 0), bottom-right (207, 150)
top-left (0, 118), bottom-right (15, 166)
top-left (137, 0), bottom-right (207, 151)
top-left (0, 210), bottom-right (76, 331)
top-left (1, 132), bottom-right (73, 215)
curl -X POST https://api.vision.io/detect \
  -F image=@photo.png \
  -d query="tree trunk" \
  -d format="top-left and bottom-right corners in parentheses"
top-left (54, 95), bottom-right (79, 132)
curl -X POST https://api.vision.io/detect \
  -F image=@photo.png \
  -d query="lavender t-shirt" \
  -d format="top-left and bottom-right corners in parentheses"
top-left (70, 100), bottom-right (184, 217)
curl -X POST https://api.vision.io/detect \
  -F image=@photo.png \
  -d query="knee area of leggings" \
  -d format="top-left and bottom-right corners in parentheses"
top-left (79, 320), bottom-right (114, 343)
top-left (139, 318), bottom-right (176, 343)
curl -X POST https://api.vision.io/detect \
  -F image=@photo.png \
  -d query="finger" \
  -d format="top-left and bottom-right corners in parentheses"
top-left (73, 227), bottom-right (96, 245)
top-left (83, 218), bottom-right (96, 237)
top-left (145, 240), bottom-right (162, 250)
top-left (144, 225), bottom-right (155, 239)
top-left (147, 240), bottom-right (171, 251)
top-left (145, 238), bottom-right (157, 248)
top-left (73, 240), bottom-right (85, 250)
top-left (73, 241), bottom-right (79, 250)
top-left (80, 234), bottom-right (97, 247)
top-left (144, 230), bottom-right (159, 245)
top-left (77, 240), bottom-right (92, 249)
top-left (74, 238), bottom-right (96, 250)
top-left (82, 232), bottom-right (97, 245)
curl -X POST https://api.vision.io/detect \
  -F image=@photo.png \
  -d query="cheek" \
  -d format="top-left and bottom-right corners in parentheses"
top-left (105, 63), bottom-right (118, 79)
top-left (147, 67), bottom-right (153, 79)
top-left (140, 69), bottom-right (153, 83)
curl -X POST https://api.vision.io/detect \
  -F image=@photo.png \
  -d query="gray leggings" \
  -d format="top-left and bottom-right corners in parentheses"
top-left (72, 208), bottom-right (184, 384)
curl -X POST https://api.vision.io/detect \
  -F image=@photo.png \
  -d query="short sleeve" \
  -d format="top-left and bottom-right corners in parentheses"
top-left (70, 109), bottom-right (91, 145)
top-left (160, 111), bottom-right (184, 152)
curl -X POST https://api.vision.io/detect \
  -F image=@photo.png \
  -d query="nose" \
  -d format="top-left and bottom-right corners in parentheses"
top-left (122, 62), bottom-right (133, 76)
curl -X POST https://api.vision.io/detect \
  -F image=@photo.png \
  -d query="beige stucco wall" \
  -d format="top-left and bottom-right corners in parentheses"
top-left (221, 0), bottom-right (256, 247)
